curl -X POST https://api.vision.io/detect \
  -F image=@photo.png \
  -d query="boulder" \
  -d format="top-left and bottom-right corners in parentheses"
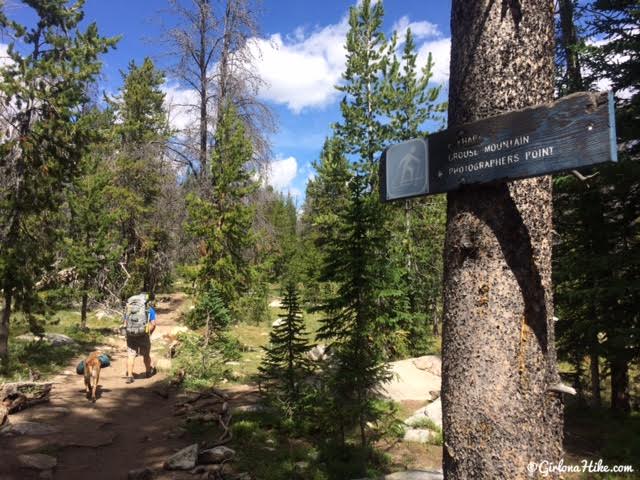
top-left (381, 357), bottom-right (441, 402)
top-left (198, 446), bottom-right (235, 464)
top-left (404, 399), bottom-right (442, 429)
top-left (15, 333), bottom-right (77, 347)
top-left (271, 318), bottom-right (284, 327)
top-left (385, 472), bottom-right (443, 480)
top-left (17, 454), bottom-right (57, 470)
top-left (268, 299), bottom-right (282, 308)
top-left (307, 344), bottom-right (328, 362)
top-left (163, 443), bottom-right (199, 470)
top-left (402, 429), bottom-right (434, 444)
top-left (411, 356), bottom-right (442, 376)
top-left (423, 398), bottom-right (442, 429)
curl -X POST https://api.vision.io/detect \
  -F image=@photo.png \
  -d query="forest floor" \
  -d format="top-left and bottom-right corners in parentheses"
top-left (0, 293), bottom-right (258, 480)
top-left (1, 293), bottom-right (637, 480)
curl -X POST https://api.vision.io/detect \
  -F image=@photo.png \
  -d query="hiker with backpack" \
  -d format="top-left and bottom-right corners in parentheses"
top-left (123, 293), bottom-right (156, 384)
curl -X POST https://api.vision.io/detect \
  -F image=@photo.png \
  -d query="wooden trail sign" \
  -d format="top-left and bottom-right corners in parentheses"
top-left (380, 91), bottom-right (617, 201)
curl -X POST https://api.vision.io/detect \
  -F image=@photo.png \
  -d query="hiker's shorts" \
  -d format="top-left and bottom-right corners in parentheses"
top-left (126, 335), bottom-right (151, 358)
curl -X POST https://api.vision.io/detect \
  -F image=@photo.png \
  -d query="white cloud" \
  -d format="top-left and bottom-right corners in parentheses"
top-left (266, 155), bottom-right (298, 191)
top-left (0, 43), bottom-right (13, 68)
top-left (160, 10), bottom-right (450, 118)
top-left (250, 18), bottom-right (349, 113)
top-left (162, 82), bottom-right (201, 132)
top-left (417, 37), bottom-right (451, 84)
top-left (392, 16), bottom-right (440, 40)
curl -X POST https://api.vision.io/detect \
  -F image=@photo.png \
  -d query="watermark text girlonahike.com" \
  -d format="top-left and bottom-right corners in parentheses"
top-left (527, 459), bottom-right (635, 477)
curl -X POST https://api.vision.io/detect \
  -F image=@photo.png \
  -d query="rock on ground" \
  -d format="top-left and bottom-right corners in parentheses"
top-left (403, 428), bottom-right (435, 444)
top-left (307, 344), bottom-right (328, 361)
top-left (15, 333), bottom-right (77, 347)
top-left (163, 443), bottom-right (199, 470)
top-left (404, 398), bottom-right (442, 429)
top-left (385, 472), bottom-right (443, 480)
top-left (411, 356), bottom-right (442, 376)
top-left (17, 453), bottom-right (57, 470)
top-left (198, 446), bottom-right (235, 464)
top-left (381, 357), bottom-right (441, 401)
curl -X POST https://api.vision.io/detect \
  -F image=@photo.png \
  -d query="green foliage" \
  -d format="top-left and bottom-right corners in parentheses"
top-left (300, 137), bottom-right (351, 306)
top-left (553, 0), bottom-right (639, 413)
top-left (170, 331), bottom-right (230, 390)
top-left (64, 109), bottom-right (123, 324)
top-left (259, 282), bottom-right (313, 419)
top-left (317, 174), bottom-right (393, 447)
top-left (0, 0), bottom-right (118, 362)
top-left (383, 28), bottom-right (447, 141)
top-left (334, 0), bottom-right (389, 171)
top-left (108, 57), bottom-right (174, 299)
top-left (186, 105), bottom-right (257, 305)
top-left (185, 283), bottom-right (231, 340)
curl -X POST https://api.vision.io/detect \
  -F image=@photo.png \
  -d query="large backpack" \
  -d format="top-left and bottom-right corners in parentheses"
top-left (125, 294), bottom-right (148, 336)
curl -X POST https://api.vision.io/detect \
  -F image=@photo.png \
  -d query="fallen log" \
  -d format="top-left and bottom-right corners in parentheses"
top-left (0, 405), bottom-right (8, 427)
top-left (1, 382), bottom-right (52, 414)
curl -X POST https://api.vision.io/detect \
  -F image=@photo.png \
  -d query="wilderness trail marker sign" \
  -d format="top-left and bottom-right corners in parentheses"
top-left (380, 91), bottom-right (617, 201)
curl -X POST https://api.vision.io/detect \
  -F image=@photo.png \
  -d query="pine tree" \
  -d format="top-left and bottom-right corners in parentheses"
top-left (553, 0), bottom-right (639, 414)
top-left (0, 1), bottom-right (117, 365)
top-left (64, 109), bottom-right (122, 328)
top-left (317, 174), bottom-right (392, 448)
top-left (109, 58), bottom-right (172, 298)
top-left (300, 137), bottom-right (351, 304)
top-left (186, 104), bottom-right (257, 307)
top-left (259, 282), bottom-right (311, 417)
top-left (189, 283), bottom-right (232, 344)
top-left (334, 0), bottom-right (389, 180)
top-left (383, 27), bottom-right (448, 353)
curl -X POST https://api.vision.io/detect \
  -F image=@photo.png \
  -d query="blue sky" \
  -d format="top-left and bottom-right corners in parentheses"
top-left (2, 0), bottom-right (452, 204)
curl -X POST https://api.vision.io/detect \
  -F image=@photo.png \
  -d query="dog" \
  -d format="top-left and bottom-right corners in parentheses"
top-left (84, 352), bottom-right (102, 402)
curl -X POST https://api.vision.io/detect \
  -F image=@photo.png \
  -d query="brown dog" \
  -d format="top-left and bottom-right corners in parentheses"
top-left (84, 352), bottom-right (102, 402)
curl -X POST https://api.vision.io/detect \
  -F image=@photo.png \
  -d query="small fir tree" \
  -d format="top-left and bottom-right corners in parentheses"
top-left (259, 282), bottom-right (312, 417)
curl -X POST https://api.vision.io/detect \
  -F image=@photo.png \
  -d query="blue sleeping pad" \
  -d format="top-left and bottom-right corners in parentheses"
top-left (76, 354), bottom-right (111, 375)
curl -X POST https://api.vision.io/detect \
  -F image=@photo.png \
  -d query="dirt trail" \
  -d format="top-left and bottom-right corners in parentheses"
top-left (0, 293), bottom-right (201, 480)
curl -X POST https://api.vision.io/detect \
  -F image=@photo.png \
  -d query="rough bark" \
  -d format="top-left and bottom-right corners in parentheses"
top-left (0, 291), bottom-right (11, 366)
top-left (589, 347), bottom-right (601, 408)
top-left (442, 1), bottom-right (564, 479)
top-left (610, 357), bottom-right (630, 414)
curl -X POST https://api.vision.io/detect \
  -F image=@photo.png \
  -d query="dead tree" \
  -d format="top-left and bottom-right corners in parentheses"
top-left (162, 0), bottom-right (274, 178)
top-left (441, 1), bottom-right (564, 478)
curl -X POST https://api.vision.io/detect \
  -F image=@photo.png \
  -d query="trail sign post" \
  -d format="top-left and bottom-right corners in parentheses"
top-left (380, 91), bottom-right (617, 201)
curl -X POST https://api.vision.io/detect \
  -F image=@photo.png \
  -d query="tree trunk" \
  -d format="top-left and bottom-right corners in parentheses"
top-left (80, 275), bottom-right (89, 330)
top-left (0, 291), bottom-right (11, 367)
top-left (589, 347), bottom-right (601, 408)
top-left (442, 1), bottom-right (563, 478)
top-left (573, 354), bottom-right (584, 402)
top-left (81, 291), bottom-right (88, 330)
top-left (610, 357), bottom-right (630, 415)
top-left (198, 0), bottom-right (209, 176)
top-left (558, 0), bottom-right (584, 92)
